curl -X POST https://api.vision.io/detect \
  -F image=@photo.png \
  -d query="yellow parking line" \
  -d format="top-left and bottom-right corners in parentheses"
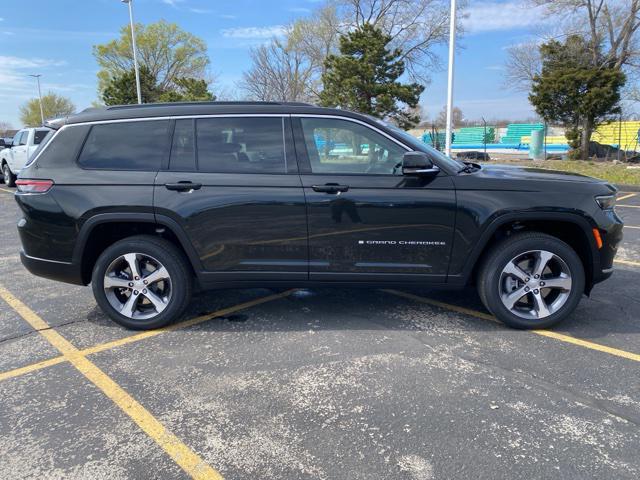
top-left (618, 204), bottom-right (640, 208)
top-left (81, 289), bottom-right (297, 356)
top-left (0, 284), bottom-right (223, 480)
top-left (0, 289), bottom-right (296, 384)
top-left (615, 258), bottom-right (640, 267)
top-left (0, 355), bottom-right (66, 382)
top-left (0, 187), bottom-right (13, 194)
top-left (383, 289), bottom-right (640, 363)
top-left (617, 193), bottom-right (637, 201)
top-left (624, 225), bottom-right (640, 229)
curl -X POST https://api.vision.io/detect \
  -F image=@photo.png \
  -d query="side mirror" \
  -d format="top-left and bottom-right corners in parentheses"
top-left (402, 151), bottom-right (440, 176)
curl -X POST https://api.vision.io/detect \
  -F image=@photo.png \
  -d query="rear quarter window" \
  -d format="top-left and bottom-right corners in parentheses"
top-left (28, 125), bottom-right (90, 169)
top-left (78, 120), bottom-right (170, 170)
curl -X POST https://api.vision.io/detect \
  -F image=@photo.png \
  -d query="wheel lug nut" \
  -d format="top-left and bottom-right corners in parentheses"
top-left (142, 289), bottom-right (147, 294)
top-left (524, 286), bottom-right (530, 292)
top-left (533, 289), bottom-right (539, 294)
top-left (133, 290), bottom-right (139, 295)
top-left (128, 282), bottom-right (134, 287)
top-left (525, 277), bottom-right (530, 282)
top-left (534, 274), bottom-right (540, 279)
top-left (143, 280), bottom-right (148, 285)
top-left (540, 281), bottom-right (545, 286)
top-left (134, 276), bottom-right (140, 280)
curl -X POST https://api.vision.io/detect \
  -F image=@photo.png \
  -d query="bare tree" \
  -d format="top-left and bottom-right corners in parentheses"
top-left (533, 0), bottom-right (640, 69)
top-left (241, 36), bottom-right (316, 102)
top-left (289, 4), bottom-right (342, 85)
top-left (338, 0), bottom-right (464, 82)
top-left (504, 43), bottom-right (542, 92)
top-left (0, 121), bottom-right (13, 137)
top-left (506, 1), bottom-right (640, 90)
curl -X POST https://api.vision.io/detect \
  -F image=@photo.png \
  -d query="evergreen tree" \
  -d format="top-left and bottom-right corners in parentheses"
top-left (320, 23), bottom-right (424, 129)
top-left (529, 35), bottom-right (625, 159)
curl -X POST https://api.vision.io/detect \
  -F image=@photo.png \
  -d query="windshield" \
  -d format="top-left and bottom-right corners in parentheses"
top-left (372, 119), bottom-right (466, 171)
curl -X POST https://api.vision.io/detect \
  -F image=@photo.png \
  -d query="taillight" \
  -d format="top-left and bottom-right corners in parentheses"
top-left (15, 179), bottom-right (54, 193)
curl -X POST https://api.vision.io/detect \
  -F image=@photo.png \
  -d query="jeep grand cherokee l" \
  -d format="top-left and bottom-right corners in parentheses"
top-left (14, 102), bottom-right (623, 330)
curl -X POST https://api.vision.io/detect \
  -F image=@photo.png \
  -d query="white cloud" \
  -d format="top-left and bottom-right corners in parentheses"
top-left (189, 8), bottom-right (212, 14)
top-left (0, 56), bottom-right (67, 69)
top-left (162, 0), bottom-right (184, 7)
top-left (219, 14), bottom-right (237, 20)
top-left (221, 25), bottom-right (287, 39)
top-left (462, 1), bottom-right (547, 34)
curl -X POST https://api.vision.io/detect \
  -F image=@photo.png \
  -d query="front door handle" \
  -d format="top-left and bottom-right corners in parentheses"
top-left (165, 181), bottom-right (202, 192)
top-left (312, 184), bottom-right (349, 194)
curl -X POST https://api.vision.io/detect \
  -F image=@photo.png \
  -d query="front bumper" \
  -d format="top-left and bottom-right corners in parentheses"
top-left (20, 251), bottom-right (84, 286)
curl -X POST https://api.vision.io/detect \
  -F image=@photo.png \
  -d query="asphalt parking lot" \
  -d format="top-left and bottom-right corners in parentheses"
top-left (0, 185), bottom-right (639, 480)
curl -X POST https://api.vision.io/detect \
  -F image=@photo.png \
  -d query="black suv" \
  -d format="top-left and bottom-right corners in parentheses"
top-left (15, 102), bottom-right (623, 330)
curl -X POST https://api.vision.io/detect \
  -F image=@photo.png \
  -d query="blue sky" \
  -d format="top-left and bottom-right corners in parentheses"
top-left (0, 0), bottom-right (546, 128)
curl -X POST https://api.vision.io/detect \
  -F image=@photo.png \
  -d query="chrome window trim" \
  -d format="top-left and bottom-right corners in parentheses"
top-left (68, 113), bottom-right (289, 127)
top-left (291, 114), bottom-right (411, 151)
top-left (31, 113), bottom-right (412, 170)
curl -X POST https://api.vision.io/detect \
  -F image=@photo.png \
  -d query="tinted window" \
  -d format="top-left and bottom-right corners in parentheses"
top-left (34, 130), bottom-right (50, 145)
top-left (196, 117), bottom-right (286, 174)
top-left (300, 118), bottom-right (406, 175)
top-left (78, 120), bottom-right (169, 170)
top-left (170, 119), bottom-right (195, 171)
top-left (29, 125), bottom-right (90, 168)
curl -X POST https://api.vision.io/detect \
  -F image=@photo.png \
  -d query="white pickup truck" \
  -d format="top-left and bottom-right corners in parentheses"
top-left (1, 127), bottom-right (52, 187)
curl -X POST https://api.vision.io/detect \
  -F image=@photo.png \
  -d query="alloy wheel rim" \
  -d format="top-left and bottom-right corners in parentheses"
top-left (103, 252), bottom-right (172, 320)
top-left (498, 249), bottom-right (572, 321)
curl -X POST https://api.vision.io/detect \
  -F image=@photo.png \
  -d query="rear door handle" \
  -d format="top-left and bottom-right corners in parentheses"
top-left (165, 181), bottom-right (202, 192)
top-left (312, 184), bottom-right (349, 194)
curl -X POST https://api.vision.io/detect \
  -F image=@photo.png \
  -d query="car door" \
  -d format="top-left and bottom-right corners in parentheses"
top-left (8, 130), bottom-right (28, 172)
top-left (154, 115), bottom-right (308, 282)
top-left (294, 115), bottom-right (456, 283)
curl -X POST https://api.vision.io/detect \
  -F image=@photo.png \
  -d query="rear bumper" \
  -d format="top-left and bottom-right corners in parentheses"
top-left (20, 251), bottom-right (84, 286)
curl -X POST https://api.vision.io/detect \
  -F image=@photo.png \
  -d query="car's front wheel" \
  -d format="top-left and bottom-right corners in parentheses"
top-left (91, 235), bottom-right (192, 330)
top-left (478, 232), bottom-right (585, 329)
top-left (2, 162), bottom-right (16, 187)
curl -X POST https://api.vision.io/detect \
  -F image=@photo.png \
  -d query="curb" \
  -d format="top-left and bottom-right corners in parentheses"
top-left (615, 184), bottom-right (640, 192)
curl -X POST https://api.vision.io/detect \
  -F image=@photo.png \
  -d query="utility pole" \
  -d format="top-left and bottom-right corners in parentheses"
top-left (121, 0), bottom-right (142, 104)
top-left (444, 0), bottom-right (456, 157)
top-left (29, 74), bottom-right (45, 126)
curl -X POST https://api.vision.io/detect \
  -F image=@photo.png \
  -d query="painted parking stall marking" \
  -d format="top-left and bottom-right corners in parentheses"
top-left (0, 283), bottom-right (223, 480)
top-left (383, 289), bottom-right (640, 363)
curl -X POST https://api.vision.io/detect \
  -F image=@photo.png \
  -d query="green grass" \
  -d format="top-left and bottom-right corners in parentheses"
top-left (483, 159), bottom-right (640, 185)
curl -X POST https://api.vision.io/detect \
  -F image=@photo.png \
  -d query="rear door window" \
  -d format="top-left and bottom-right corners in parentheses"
top-left (195, 117), bottom-right (287, 174)
top-left (78, 120), bottom-right (170, 170)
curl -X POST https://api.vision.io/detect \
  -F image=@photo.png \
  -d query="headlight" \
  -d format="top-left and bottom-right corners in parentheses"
top-left (595, 194), bottom-right (616, 210)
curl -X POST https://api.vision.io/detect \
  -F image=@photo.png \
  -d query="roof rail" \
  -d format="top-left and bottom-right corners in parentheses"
top-left (97, 101), bottom-right (313, 111)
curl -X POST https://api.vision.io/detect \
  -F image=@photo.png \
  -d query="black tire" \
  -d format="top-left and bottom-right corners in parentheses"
top-left (2, 162), bottom-right (16, 187)
top-left (477, 232), bottom-right (585, 329)
top-left (91, 235), bottom-right (192, 330)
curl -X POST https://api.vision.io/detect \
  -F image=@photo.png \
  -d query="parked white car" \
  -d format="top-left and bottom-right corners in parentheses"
top-left (1, 127), bottom-right (52, 187)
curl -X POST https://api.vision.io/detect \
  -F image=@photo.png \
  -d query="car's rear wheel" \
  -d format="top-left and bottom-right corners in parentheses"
top-left (2, 162), bottom-right (16, 187)
top-left (477, 232), bottom-right (585, 329)
top-left (91, 235), bottom-right (192, 330)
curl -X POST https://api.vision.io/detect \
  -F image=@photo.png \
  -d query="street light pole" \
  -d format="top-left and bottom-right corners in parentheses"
top-left (444, 0), bottom-right (457, 157)
top-left (29, 74), bottom-right (45, 126)
top-left (121, 0), bottom-right (142, 104)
